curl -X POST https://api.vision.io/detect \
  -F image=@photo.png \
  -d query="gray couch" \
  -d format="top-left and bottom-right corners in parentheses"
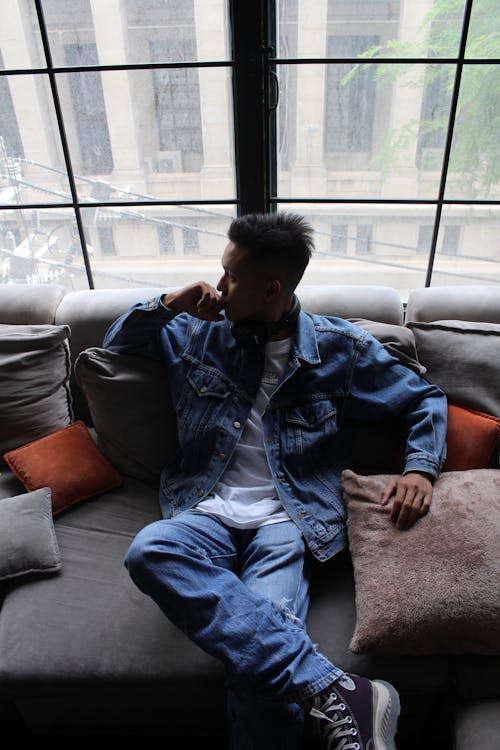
top-left (0, 282), bottom-right (499, 749)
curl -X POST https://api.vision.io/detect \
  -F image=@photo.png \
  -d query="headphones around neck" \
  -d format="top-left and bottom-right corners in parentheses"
top-left (230, 295), bottom-right (301, 349)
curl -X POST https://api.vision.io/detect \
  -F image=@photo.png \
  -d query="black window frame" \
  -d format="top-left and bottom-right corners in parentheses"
top-left (0, 0), bottom-right (498, 290)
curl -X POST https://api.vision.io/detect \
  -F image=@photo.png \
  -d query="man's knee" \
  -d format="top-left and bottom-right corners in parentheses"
top-left (124, 521), bottom-right (164, 582)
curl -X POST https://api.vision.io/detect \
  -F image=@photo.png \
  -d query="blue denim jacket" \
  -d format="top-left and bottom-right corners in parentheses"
top-left (104, 296), bottom-right (447, 561)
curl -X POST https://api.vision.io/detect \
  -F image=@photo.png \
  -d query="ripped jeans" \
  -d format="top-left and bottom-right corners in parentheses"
top-left (125, 511), bottom-right (343, 749)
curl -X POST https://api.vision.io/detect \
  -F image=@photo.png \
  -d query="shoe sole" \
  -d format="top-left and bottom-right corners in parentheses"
top-left (371, 680), bottom-right (401, 750)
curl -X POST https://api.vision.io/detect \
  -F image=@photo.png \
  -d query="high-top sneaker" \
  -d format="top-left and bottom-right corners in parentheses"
top-left (308, 673), bottom-right (400, 749)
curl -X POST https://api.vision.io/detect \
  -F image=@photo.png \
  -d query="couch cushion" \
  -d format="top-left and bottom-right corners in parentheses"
top-left (299, 286), bottom-right (404, 324)
top-left (54, 287), bottom-right (167, 422)
top-left (3, 421), bottom-right (123, 515)
top-left (0, 284), bottom-right (65, 325)
top-left (454, 700), bottom-right (500, 750)
top-left (0, 324), bottom-right (73, 462)
top-left (407, 320), bottom-right (500, 418)
top-left (0, 478), bottom-right (226, 734)
top-left (0, 487), bottom-right (61, 581)
top-left (406, 285), bottom-right (500, 324)
top-left (75, 347), bottom-right (178, 484)
top-left (342, 469), bottom-right (500, 656)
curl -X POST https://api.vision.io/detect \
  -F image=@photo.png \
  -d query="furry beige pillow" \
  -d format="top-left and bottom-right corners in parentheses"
top-left (342, 469), bottom-right (500, 655)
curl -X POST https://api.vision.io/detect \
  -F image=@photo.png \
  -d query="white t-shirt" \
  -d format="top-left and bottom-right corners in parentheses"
top-left (197, 337), bottom-right (292, 529)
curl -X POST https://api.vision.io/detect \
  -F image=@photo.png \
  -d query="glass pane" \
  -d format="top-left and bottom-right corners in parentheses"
top-left (277, 0), bottom-right (466, 60)
top-left (277, 63), bottom-right (454, 200)
top-left (465, 0), bottom-right (500, 59)
top-left (40, 0), bottom-right (230, 66)
top-left (0, 74), bottom-right (71, 205)
top-left (55, 66), bottom-right (235, 201)
top-left (0, 0), bottom-right (45, 70)
top-left (0, 208), bottom-right (88, 289)
top-left (277, 203), bottom-right (433, 295)
top-left (430, 205), bottom-right (500, 286)
top-left (445, 63), bottom-right (500, 200)
top-left (80, 204), bottom-right (235, 289)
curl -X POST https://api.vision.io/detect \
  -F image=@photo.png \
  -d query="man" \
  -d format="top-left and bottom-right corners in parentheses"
top-left (104, 212), bottom-right (447, 749)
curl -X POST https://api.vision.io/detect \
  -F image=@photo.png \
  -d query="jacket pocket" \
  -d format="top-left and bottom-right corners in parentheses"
top-left (178, 368), bottom-right (231, 438)
top-left (285, 399), bottom-right (338, 455)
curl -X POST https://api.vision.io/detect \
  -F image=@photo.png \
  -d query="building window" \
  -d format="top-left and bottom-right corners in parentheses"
top-left (417, 224), bottom-right (433, 254)
top-left (416, 66), bottom-right (449, 170)
top-left (442, 225), bottom-right (460, 255)
top-left (0, 51), bottom-right (24, 160)
top-left (356, 224), bottom-right (373, 254)
top-left (182, 226), bottom-right (199, 255)
top-left (150, 39), bottom-right (203, 172)
top-left (325, 36), bottom-right (378, 153)
top-left (64, 44), bottom-right (114, 174)
top-left (97, 226), bottom-right (116, 256)
top-left (331, 223), bottom-right (348, 254)
top-left (158, 223), bottom-right (175, 255)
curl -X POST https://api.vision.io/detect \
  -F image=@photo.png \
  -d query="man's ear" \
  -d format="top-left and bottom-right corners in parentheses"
top-left (265, 278), bottom-right (281, 301)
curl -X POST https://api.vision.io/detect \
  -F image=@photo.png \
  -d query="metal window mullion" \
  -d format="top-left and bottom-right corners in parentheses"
top-left (424, 0), bottom-right (474, 287)
top-left (34, 0), bottom-right (94, 288)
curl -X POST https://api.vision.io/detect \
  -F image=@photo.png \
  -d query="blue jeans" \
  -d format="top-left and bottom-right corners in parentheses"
top-left (125, 511), bottom-right (343, 749)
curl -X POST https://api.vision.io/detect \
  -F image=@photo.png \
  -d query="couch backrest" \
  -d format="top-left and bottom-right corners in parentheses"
top-left (54, 284), bottom-right (404, 421)
top-left (406, 285), bottom-right (500, 323)
top-left (0, 283), bottom-right (66, 325)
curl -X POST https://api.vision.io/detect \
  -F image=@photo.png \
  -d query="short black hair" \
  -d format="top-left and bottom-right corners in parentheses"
top-left (228, 212), bottom-right (314, 291)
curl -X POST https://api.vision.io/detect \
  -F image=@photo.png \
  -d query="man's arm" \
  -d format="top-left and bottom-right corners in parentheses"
top-left (348, 332), bottom-right (447, 530)
top-left (103, 281), bottom-right (223, 355)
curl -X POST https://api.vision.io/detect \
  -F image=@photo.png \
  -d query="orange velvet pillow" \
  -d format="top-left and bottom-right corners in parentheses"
top-left (443, 404), bottom-right (500, 472)
top-left (3, 421), bottom-right (122, 515)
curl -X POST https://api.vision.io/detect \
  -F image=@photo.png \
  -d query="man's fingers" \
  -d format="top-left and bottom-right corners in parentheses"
top-left (196, 288), bottom-right (224, 321)
top-left (387, 475), bottom-right (433, 530)
top-left (381, 479), bottom-right (397, 505)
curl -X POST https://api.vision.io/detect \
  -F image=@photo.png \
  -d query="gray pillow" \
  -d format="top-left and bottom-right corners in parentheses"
top-left (75, 347), bottom-right (178, 484)
top-left (0, 324), bottom-right (73, 461)
top-left (0, 487), bottom-right (61, 580)
top-left (407, 320), bottom-right (500, 418)
top-left (342, 468), bottom-right (500, 655)
top-left (349, 318), bottom-right (426, 376)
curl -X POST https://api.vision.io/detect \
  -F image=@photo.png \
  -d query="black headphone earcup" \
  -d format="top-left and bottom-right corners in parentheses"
top-left (231, 321), bottom-right (269, 348)
top-left (230, 295), bottom-right (301, 349)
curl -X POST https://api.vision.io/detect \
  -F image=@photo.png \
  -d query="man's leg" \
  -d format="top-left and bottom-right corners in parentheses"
top-left (125, 511), bottom-right (339, 701)
top-left (226, 520), bottom-right (324, 749)
top-left (125, 511), bottom-right (400, 749)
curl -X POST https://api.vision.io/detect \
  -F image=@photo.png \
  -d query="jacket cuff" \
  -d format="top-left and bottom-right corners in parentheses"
top-left (403, 452), bottom-right (441, 480)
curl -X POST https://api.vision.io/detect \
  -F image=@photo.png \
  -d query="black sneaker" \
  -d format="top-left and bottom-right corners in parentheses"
top-left (309, 673), bottom-right (400, 749)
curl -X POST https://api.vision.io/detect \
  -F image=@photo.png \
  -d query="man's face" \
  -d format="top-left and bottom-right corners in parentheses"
top-left (217, 242), bottom-right (271, 322)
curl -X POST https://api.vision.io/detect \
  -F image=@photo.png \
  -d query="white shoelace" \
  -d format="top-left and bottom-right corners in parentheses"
top-left (310, 692), bottom-right (361, 750)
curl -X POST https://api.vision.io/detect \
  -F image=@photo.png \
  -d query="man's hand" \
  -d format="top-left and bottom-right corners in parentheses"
top-left (162, 282), bottom-right (224, 322)
top-left (381, 472), bottom-right (434, 530)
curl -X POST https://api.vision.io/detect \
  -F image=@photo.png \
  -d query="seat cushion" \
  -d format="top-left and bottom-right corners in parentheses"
top-left (0, 478), bottom-right (225, 734)
top-left (454, 700), bottom-right (500, 750)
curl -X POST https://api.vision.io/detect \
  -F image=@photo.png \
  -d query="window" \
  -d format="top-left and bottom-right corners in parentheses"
top-left (330, 224), bottom-right (348, 254)
top-left (0, 0), bottom-right (498, 296)
top-left (150, 39), bottom-right (203, 172)
top-left (356, 224), bottom-right (373, 255)
top-left (64, 44), bottom-right (114, 174)
top-left (97, 226), bottom-right (116, 256)
top-left (325, 36), bottom-right (379, 153)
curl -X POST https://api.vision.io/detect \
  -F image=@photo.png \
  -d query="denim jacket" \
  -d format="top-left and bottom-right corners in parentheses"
top-left (104, 296), bottom-right (447, 561)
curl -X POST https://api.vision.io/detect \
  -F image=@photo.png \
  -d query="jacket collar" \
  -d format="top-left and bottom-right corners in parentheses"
top-left (291, 311), bottom-right (321, 364)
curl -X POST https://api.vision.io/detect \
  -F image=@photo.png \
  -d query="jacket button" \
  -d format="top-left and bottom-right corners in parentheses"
top-left (198, 489), bottom-right (204, 497)
top-left (234, 421), bottom-right (241, 429)
top-left (200, 386), bottom-right (207, 393)
top-left (219, 453), bottom-right (226, 461)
